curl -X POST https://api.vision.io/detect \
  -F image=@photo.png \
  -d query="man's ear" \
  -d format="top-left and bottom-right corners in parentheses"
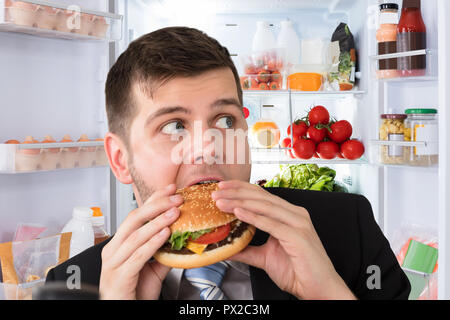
top-left (104, 132), bottom-right (133, 184)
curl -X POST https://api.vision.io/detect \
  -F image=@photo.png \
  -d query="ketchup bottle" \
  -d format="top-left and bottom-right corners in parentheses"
top-left (397, 0), bottom-right (427, 77)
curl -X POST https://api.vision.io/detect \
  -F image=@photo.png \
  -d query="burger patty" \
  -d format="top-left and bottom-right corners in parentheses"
top-left (161, 221), bottom-right (250, 255)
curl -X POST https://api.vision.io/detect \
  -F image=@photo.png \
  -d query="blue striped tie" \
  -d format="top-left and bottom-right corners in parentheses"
top-left (184, 262), bottom-right (229, 300)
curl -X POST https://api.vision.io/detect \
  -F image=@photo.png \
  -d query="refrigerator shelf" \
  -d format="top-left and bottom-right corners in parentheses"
top-left (0, 141), bottom-right (108, 173)
top-left (0, 0), bottom-right (123, 41)
top-left (244, 89), bottom-right (365, 98)
top-left (370, 140), bottom-right (428, 147)
top-left (250, 148), bottom-right (368, 165)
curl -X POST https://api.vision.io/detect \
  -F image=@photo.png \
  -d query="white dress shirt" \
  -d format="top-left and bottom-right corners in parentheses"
top-left (161, 260), bottom-right (253, 300)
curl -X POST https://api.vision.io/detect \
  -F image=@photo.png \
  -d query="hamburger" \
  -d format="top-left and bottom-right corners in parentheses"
top-left (154, 182), bottom-right (256, 269)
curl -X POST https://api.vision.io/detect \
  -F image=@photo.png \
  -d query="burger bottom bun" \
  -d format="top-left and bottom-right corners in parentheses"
top-left (154, 225), bottom-right (256, 269)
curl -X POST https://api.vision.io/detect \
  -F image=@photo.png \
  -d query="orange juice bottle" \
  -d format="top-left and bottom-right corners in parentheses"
top-left (91, 207), bottom-right (110, 245)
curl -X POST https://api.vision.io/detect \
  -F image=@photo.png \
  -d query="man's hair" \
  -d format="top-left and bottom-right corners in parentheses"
top-left (105, 26), bottom-right (243, 143)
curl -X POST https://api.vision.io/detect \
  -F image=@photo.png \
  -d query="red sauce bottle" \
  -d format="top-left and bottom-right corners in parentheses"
top-left (397, 0), bottom-right (427, 77)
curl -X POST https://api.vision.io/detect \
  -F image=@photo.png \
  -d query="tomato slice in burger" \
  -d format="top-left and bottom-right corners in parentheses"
top-left (191, 223), bottom-right (231, 245)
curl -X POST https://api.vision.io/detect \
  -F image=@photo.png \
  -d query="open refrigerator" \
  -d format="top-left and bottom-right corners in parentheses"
top-left (0, 0), bottom-right (449, 300)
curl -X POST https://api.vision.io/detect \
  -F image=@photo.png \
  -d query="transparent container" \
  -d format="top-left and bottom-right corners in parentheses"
top-left (404, 109), bottom-right (438, 166)
top-left (2, 0), bottom-right (123, 41)
top-left (240, 49), bottom-right (285, 91)
top-left (0, 279), bottom-right (45, 300)
top-left (0, 137), bottom-right (107, 173)
top-left (379, 114), bottom-right (407, 164)
top-left (91, 207), bottom-right (110, 245)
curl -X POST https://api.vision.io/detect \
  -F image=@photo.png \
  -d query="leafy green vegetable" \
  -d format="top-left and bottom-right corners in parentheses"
top-left (168, 228), bottom-right (212, 250)
top-left (263, 164), bottom-right (346, 193)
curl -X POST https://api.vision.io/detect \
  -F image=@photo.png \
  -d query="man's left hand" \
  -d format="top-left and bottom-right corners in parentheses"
top-left (212, 180), bottom-right (356, 300)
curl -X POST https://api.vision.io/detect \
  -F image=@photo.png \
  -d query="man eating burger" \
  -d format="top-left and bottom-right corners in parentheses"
top-left (46, 27), bottom-right (410, 300)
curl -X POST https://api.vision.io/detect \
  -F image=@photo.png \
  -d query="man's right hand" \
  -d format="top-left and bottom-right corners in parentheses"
top-left (99, 184), bottom-right (182, 300)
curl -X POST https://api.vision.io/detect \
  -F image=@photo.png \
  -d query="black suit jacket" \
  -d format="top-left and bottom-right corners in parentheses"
top-left (46, 188), bottom-right (411, 300)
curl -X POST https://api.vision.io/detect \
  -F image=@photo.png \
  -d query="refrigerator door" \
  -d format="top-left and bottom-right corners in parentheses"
top-left (0, 0), bottom-right (114, 241)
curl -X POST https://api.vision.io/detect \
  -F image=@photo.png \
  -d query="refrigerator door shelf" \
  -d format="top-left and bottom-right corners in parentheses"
top-left (1, 0), bottom-right (123, 41)
top-left (0, 141), bottom-right (108, 173)
top-left (370, 49), bottom-right (438, 82)
top-left (244, 89), bottom-right (365, 98)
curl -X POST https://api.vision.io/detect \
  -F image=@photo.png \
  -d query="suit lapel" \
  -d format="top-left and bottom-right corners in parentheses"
top-left (248, 228), bottom-right (295, 300)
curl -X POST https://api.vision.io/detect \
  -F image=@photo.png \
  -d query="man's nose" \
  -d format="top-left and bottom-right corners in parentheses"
top-left (187, 121), bottom-right (223, 165)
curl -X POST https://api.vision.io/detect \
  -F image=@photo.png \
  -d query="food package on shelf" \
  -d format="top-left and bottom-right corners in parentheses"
top-left (240, 49), bottom-right (286, 91)
top-left (328, 23), bottom-right (357, 91)
top-left (0, 233), bottom-right (71, 300)
top-left (392, 223), bottom-right (438, 300)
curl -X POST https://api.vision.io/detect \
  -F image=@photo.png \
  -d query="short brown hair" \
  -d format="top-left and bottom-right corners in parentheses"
top-left (105, 27), bottom-right (243, 142)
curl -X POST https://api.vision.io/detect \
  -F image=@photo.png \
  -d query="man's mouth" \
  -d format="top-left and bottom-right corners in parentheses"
top-left (196, 180), bottom-right (220, 185)
top-left (188, 178), bottom-right (222, 187)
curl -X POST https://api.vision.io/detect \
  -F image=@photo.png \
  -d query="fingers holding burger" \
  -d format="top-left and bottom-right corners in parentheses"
top-left (154, 182), bottom-right (256, 269)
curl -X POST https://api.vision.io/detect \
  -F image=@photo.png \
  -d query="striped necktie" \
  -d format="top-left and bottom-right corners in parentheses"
top-left (184, 262), bottom-right (229, 300)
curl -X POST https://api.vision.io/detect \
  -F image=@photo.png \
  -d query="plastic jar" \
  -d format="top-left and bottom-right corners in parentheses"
top-left (379, 114), bottom-right (407, 164)
top-left (91, 207), bottom-right (110, 245)
top-left (404, 109), bottom-right (438, 166)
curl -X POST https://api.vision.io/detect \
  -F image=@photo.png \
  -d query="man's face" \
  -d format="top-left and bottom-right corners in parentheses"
top-left (125, 68), bottom-right (251, 204)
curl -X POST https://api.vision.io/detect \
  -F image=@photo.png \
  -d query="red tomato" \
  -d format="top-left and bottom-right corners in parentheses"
top-left (281, 137), bottom-right (291, 148)
top-left (328, 120), bottom-right (353, 143)
top-left (258, 82), bottom-right (269, 90)
top-left (307, 126), bottom-right (327, 144)
top-left (192, 224), bottom-right (231, 245)
top-left (257, 70), bottom-right (270, 83)
top-left (308, 106), bottom-right (330, 126)
top-left (243, 107), bottom-right (250, 119)
top-left (281, 138), bottom-right (295, 158)
top-left (287, 121), bottom-right (308, 140)
top-left (341, 140), bottom-right (365, 160)
top-left (317, 141), bottom-right (340, 160)
top-left (270, 71), bottom-right (282, 82)
top-left (268, 82), bottom-right (280, 90)
top-left (292, 139), bottom-right (316, 160)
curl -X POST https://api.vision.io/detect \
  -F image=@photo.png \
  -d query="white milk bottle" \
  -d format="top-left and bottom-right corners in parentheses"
top-left (62, 207), bottom-right (95, 258)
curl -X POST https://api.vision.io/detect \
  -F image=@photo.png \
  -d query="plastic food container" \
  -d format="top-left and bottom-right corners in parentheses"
top-left (240, 49), bottom-right (285, 91)
top-left (2, 0), bottom-right (122, 40)
top-left (288, 72), bottom-right (323, 91)
top-left (0, 137), bottom-right (108, 173)
top-left (404, 109), bottom-right (439, 166)
top-left (379, 114), bottom-right (407, 164)
top-left (250, 119), bottom-right (281, 149)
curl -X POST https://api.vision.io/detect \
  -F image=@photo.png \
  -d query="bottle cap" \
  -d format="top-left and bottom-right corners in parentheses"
top-left (91, 207), bottom-right (103, 217)
top-left (280, 20), bottom-right (293, 27)
top-left (73, 207), bottom-right (93, 221)
top-left (380, 3), bottom-right (399, 11)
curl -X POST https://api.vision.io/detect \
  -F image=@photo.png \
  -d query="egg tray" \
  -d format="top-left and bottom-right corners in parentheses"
top-left (0, 0), bottom-right (123, 41)
top-left (0, 142), bottom-right (108, 173)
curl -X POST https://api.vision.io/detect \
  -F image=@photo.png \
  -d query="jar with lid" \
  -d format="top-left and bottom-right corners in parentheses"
top-left (376, 3), bottom-right (399, 79)
top-left (404, 109), bottom-right (438, 166)
top-left (91, 207), bottom-right (110, 245)
top-left (379, 114), bottom-right (407, 164)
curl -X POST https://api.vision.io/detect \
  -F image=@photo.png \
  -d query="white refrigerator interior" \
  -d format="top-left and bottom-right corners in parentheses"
top-left (0, 0), bottom-right (114, 241)
top-left (0, 0), bottom-right (449, 300)
top-left (119, 0), bottom-right (450, 299)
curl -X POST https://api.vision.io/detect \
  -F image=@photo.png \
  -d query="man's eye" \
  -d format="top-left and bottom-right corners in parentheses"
top-left (216, 116), bottom-right (234, 129)
top-left (161, 121), bottom-right (185, 134)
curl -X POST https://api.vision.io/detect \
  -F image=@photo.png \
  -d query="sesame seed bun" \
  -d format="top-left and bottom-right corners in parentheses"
top-left (169, 183), bottom-right (237, 232)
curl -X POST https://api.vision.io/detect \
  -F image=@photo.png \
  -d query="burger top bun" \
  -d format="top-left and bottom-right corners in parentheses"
top-left (171, 183), bottom-right (236, 233)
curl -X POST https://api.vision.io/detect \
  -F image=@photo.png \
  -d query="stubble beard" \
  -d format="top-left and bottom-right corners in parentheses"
top-left (129, 159), bottom-right (155, 205)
